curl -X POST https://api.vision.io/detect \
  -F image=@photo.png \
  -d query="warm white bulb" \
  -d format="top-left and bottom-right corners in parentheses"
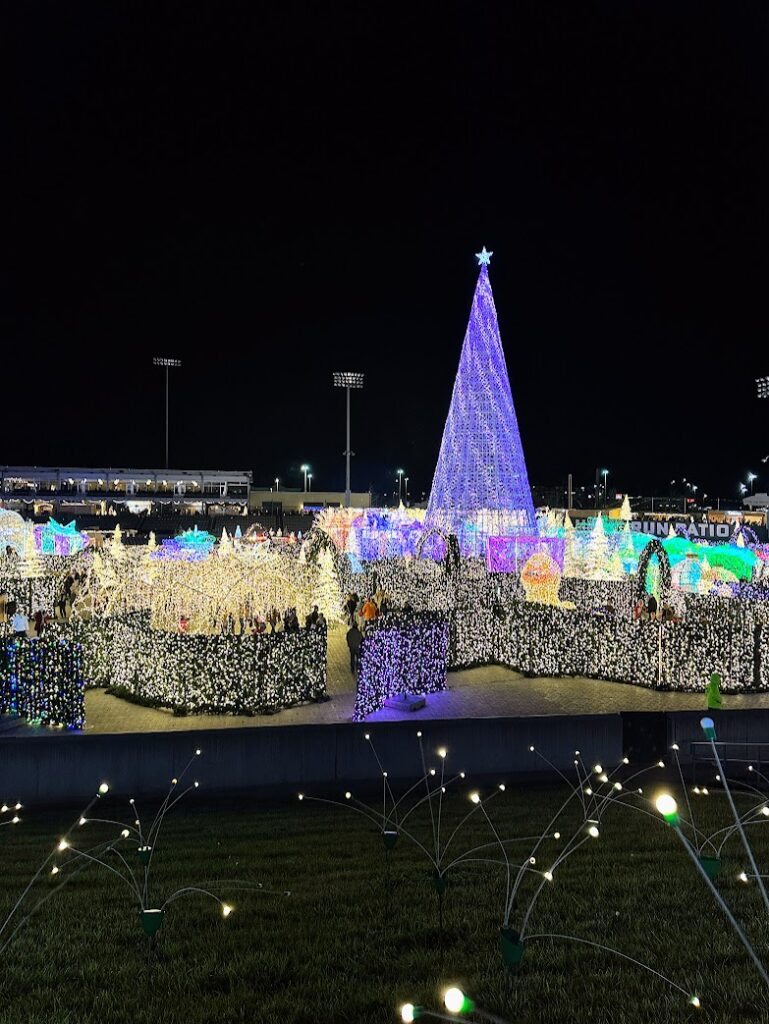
top-left (585, 788), bottom-right (592, 796)
top-left (498, 784), bottom-right (505, 791)
top-left (470, 792), bottom-right (480, 804)
top-left (50, 865), bottom-right (59, 875)
top-left (444, 988), bottom-right (465, 1014)
top-left (593, 764), bottom-right (602, 774)
top-left (543, 870), bottom-right (553, 881)
top-left (79, 817), bottom-right (86, 826)
top-left (738, 871), bottom-right (749, 883)
top-left (553, 831), bottom-right (561, 839)
top-left (195, 748), bottom-right (202, 756)
top-left (762, 807), bottom-right (769, 817)
top-left (400, 1004), bottom-right (417, 1024)
top-left (599, 774), bottom-right (609, 783)
top-left (121, 829), bottom-right (130, 838)
top-left (588, 826), bottom-right (599, 838)
top-left (671, 744), bottom-right (679, 752)
top-left (658, 761), bottom-right (665, 768)
top-left (689, 995), bottom-right (701, 1009)
top-left (613, 782), bottom-right (622, 791)
top-left (221, 903), bottom-right (233, 918)
top-left (57, 839), bottom-right (68, 851)
top-left (416, 731), bottom-right (422, 738)
top-left (529, 745), bottom-right (535, 752)
top-left (655, 794), bottom-right (678, 817)
top-left (11, 816), bottom-right (19, 824)
top-left (298, 794), bottom-right (304, 801)
top-left (345, 791), bottom-right (351, 800)
top-left (98, 783), bottom-right (109, 795)
top-left (438, 748), bottom-right (447, 759)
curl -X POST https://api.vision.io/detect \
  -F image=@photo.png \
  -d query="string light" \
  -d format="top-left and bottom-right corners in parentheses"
top-left (354, 611), bottom-right (448, 721)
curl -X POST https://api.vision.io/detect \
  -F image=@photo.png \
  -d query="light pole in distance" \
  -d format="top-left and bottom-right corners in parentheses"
top-left (153, 357), bottom-right (182, 469)
top-left (301, 465), bottom-right (310, 492)
top-left (332, 372), bottom-right (364, 508)
top-left (396, 468), bottom-right (404, 504)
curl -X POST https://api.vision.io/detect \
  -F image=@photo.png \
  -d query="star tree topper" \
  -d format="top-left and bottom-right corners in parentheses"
top-left (475, 246), bottom-right (493, 265)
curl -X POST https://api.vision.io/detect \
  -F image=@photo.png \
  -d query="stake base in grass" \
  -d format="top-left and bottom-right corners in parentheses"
top-left (140, 909), bottom-right (164, 936)
top-left (431, 869), bottom-right (448, 895)
top-left (382, 830), bottom-right (398, 851)
top-left (499, 926), bottom-right (526, 968)
top-left (698, 856), bottom-right (721, 881)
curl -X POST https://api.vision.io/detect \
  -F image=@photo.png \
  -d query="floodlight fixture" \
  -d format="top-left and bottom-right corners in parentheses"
top-left (333, 371), bottom-right (364, 389)
top-left (332, 372), bottom-right (365, 506)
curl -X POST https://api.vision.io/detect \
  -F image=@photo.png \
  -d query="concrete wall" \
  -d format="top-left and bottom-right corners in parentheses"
top-left (2, 714), bottom-right (622, 804)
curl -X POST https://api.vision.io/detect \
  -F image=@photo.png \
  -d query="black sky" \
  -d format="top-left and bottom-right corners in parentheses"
top-left (6, 2), bottom-right (769, 500)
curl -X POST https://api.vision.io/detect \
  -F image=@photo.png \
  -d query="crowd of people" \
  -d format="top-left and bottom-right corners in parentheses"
top-left (343, 590), bottom-right (399, 674)
top-left (214, 604), bottom-right (327, 636)
top-left (632, 594), bottom-right (682, 623)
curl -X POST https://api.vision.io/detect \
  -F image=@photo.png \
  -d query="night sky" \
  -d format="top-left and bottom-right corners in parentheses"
top-left (6, 2), bottom-right (769, 501)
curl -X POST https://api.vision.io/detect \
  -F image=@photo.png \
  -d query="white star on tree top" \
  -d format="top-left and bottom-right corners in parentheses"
top-left (475, 246), bottom-right (493, 265)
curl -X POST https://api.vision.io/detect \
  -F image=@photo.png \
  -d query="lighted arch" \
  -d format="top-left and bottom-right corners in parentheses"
top-left (635, 539), bottom-right (672, 604)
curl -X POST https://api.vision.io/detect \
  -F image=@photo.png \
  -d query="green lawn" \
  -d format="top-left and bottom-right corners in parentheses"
top-left (0, 778), bottom-right (768, 1024)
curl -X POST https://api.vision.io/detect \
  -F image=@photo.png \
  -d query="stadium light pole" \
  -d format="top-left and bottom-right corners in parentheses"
top-left (301, 464), bottom-right (310, 492)
top-left (332, 372), bottom-right (364, 508)
top-left (153, 357), bottom-right (182, 469)
top-left (397, 468), bottom-right (404, 503)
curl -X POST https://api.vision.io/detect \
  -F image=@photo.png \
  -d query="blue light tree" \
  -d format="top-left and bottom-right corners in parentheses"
top-left (426, 249), bottom-right (536, 556)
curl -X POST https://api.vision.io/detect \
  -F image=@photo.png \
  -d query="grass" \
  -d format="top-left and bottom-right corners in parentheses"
top-left (0, 779), bottom-right (767, 1023)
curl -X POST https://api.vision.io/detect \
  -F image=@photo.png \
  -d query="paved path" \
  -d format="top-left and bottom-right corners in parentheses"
top-left (7, 624), bottom-right (769, 737)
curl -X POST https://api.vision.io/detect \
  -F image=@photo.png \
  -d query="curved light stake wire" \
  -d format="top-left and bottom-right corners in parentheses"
top-left (705, 734), bottom-right (769, 916)
top-left (526, 933), bottom-right (699, 1004)
top-left (674, 824), bottom-right (769, 986)
top-left (0, 782), bottom-right (111, 945)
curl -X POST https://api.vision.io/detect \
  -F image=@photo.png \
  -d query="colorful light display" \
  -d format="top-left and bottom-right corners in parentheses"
top-left (102, 613), bottom-right (327, 714)
top-left (425, 252), bottom-right (536, 556)
top-left (151, 526), bottom-right (217, 561)
top-left (0, 636), bottom-right (84, 728)
top-left (354, 612), bottom-right (449, 720)
top-left (33, 518), bottom-right (89, 557)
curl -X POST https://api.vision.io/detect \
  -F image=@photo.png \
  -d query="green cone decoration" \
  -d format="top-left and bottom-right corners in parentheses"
top-left (699, 855), bottom-right (721, 880)
top-left (431, 869), bottom-right (448, 895)
top-left (382, 830), bottom-right (398, 851)
top-left (140, 909), bottom-right (164, 936)
top-left (499, 926), bottom-right (526, 967)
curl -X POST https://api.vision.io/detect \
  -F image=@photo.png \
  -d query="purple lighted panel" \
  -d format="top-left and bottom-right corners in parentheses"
top-left (487, 535), bottom-right (566, 574)
top-left (426, 255), bottom-right (536, 555)
top-left (353, 612), bottom-right (449, 721)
